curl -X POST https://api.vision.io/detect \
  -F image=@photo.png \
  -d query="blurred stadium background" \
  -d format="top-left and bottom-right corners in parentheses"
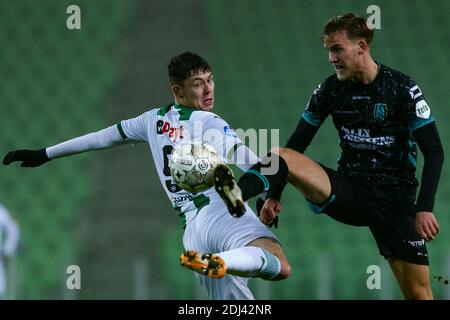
top-left (0, 0), bottom-right (449, 299)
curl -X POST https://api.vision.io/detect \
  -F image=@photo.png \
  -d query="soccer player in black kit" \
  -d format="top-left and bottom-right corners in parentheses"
top-left (213, 13), bottom-right (444, 299)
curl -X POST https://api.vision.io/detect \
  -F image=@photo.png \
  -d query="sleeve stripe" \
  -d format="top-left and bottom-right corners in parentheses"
top-left (117, 122), bottom-right (127, 140)
top-left (301, 112), bottom-right (322, 127)
top-left (409, 117), bottom-right (435, 132)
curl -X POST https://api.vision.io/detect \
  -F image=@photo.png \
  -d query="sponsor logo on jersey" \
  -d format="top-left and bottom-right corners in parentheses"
top-left (342, 126), bottom-right (395, 146)
top-left (173, 194), bottom-right (194, 204)
top-left (352, 95), bottom-right (371, 100)
top-left (415, 100), bottom-right (431, 119)
top-left (156, 120), bottom-right (184, 141)
top-left (373, 103), bottom-right (387, 121)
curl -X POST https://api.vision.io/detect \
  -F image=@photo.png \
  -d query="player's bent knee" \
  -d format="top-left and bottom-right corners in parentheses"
top-left (252, 237), bottom-right (292, 280)
top-left (271, 253), bottom-right (291, 280)
top-left (278, 261), bottom-right (292, 280)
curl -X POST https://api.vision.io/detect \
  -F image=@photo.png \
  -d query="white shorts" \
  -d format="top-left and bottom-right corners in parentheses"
top-left (182, 201), bottom-right (279, 300)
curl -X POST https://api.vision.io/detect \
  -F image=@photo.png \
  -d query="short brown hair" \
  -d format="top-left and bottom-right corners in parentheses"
top-left (322, 13), bottom-right (374, 45)
top-left (168, 52), bottom-right (211, 85)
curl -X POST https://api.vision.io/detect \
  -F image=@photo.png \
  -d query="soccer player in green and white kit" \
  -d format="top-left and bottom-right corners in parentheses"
top-left (3, 52), bottom-right (290, 300)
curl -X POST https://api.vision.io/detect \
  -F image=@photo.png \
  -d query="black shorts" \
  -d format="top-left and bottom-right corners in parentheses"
top-left (306, 164), bottom-right (429, 265)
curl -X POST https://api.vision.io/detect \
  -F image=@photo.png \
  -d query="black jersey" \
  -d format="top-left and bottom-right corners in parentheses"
top-left (302, 63), bottom-right (435, 187)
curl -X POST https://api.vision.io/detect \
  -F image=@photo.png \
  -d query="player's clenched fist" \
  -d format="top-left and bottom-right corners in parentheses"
top-left (257, 198), bottom-right (282, 228)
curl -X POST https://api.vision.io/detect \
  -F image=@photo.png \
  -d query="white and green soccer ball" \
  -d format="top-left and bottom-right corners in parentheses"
top-left (170, 142), bottom-right (220, 193)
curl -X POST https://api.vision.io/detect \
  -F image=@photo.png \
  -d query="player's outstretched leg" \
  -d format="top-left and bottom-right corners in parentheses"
top-left (180, 250), bottom-right (227, 279)
top-left (213, 164), bottom-right (246, 217)
top-left (180, 245), bottom-right (289, 281)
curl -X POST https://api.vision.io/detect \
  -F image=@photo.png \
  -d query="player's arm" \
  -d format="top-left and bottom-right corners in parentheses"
top-left (405, 79), bottom-right (443, 241)
top-left (3, 124), bottom-right (128, 168)
top-left (202, 115), bottom-right (260, 172)
top-left (3, 109), bottom-right (153, 168)
top-left (413, 122), bottom-right (444, 241)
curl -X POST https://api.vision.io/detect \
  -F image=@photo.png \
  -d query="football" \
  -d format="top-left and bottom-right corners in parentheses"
top-left (169, 142), bottom-right (220, 193)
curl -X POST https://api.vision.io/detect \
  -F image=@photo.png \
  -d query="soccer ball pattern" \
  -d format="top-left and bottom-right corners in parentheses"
top-left (170, 143), bottom-right (220, 193)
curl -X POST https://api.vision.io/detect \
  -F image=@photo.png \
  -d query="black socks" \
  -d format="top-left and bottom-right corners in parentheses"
top-left (238, 153), bottom-right (289, 202)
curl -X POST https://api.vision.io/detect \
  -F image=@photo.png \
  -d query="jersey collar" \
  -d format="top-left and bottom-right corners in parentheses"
top-left (173, 103), bottom-right (196, 120)
top-left (173, 103), bottom-right (196, 111)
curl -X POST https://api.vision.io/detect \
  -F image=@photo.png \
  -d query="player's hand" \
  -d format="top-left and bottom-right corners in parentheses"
top-left (3, 149), bottom-right (50, 167)
top-left (256, 197), bottom-right (279, 228)
top-left (416, 211), bottom-right (439, 241)
top-left (258, 198), bottom-right (282, 227)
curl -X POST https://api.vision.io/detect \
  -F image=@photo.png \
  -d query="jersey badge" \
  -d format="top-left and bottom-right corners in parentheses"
top-left (373, 103), bottom-right (387, 121)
